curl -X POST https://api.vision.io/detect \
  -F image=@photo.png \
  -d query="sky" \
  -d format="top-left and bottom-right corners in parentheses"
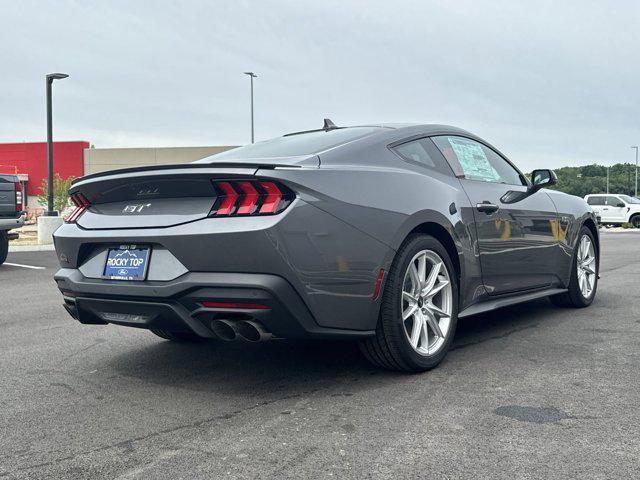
top-left (1, 0), bottom-right (639, 171)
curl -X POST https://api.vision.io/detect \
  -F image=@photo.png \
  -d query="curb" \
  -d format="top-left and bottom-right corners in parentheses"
top-left (9, 244), bottom-right (56, 252)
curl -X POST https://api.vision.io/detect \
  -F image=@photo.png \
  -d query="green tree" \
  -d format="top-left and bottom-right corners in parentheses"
top-left (537, 162), bottom-right (639, 198)
top-left (37, 174), bottom-right (74, 213)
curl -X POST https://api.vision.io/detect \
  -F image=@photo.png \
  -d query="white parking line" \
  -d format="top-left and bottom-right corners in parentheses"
top-left (3, 263), bottom-right (46, 270)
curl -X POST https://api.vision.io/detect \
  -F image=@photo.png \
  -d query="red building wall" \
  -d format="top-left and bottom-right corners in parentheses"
top-left (0, 141), bottom-right (87, 196)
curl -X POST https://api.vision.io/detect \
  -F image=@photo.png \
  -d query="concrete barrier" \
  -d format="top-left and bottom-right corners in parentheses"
top-left (37, 216), bottom-right (64, 245)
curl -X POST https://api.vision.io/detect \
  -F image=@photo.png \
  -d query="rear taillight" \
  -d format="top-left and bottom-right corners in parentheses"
top-left (14, 182), bottom-right (22, 212)
top-left (65, 193), bottom-right (90, 223)
top-left (210, 180), bottom-right (294, 217)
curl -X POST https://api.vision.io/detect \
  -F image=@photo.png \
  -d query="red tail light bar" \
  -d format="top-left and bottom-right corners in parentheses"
top-left (14, 181), bottom-right (23, 212)
top-left (210, 180), bottom-right (294, 217)
top-left (65, 193), bottom-right (90, 223)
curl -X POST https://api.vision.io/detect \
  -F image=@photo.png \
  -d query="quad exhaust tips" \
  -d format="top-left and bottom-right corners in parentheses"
top-left (210, 319), bottom-right (272, 342)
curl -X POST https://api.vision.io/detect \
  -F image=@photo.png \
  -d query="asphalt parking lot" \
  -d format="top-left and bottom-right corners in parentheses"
top-left (1, 232), bottom-right (639, 479)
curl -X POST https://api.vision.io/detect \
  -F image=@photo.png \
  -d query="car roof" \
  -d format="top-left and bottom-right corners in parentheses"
top-left (283, 122), bottom-right (478, 141)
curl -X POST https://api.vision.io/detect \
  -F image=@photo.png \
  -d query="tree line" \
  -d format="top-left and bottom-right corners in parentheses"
top-left (537, 163), bottom-right (639, 198)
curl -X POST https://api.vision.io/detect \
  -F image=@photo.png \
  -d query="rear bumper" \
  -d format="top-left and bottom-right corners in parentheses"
top-left (0, 212), bottom-right (25, 230)
top-left (54, 268), bottom-right (375, 340)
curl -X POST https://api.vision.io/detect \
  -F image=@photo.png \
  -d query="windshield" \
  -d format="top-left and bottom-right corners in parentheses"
top-left (208, 127), bottom-right (382, 159)
top-left (619, 195), bottom-right (640, 204)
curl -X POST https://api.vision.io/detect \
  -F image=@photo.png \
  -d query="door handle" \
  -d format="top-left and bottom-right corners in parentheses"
top-left (476, 202), bottom-right (500, 214)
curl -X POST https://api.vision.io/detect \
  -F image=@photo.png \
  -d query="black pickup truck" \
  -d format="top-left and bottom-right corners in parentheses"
top-left (0, 174), bottom-right (25, 264)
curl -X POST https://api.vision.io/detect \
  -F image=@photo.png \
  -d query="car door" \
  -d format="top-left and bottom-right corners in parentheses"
top-left (604, 196), bottom-right (626, 223)
top-left (431, 135), bottom-right (559, 295)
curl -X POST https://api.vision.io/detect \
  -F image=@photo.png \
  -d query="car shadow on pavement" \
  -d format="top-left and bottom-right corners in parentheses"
top-left (105, 298), bottom-right (559, 396)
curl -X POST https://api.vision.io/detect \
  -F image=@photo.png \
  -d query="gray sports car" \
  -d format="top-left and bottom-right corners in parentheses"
top-left (53, 121), bottom-right (599, 371)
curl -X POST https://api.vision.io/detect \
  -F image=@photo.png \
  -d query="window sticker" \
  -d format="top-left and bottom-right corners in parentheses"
top-left (448, 137), bottom-right (500, 182)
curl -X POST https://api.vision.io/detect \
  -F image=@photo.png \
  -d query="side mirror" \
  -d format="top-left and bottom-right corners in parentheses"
top-left (616, 202), bottom-right (625, 208)
top-left (530, 169), bottom-right (557, 192)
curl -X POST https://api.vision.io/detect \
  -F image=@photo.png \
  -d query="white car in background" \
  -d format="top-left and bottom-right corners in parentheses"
top-left (584, 194), bottom-right (640, 228)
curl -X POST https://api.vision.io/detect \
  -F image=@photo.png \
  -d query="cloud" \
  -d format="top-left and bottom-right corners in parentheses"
top-left (1, 0), bottom-right (638, 171)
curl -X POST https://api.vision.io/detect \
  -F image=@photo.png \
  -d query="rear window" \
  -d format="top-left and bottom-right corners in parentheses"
top-left (586, 196), bottom-right (605, 205)
top-left (210, 127), bottom-right (381, 159)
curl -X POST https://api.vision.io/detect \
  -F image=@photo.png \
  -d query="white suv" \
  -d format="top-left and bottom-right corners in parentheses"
top-left (584, 194), bottom-right (640, 228)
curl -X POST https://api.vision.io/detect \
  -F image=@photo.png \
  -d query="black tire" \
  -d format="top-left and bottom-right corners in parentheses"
top-left (0, 232), bottom-right (8, 266)
top-left (550, 225), bottom-right (598, 308)
top-left (150, 329), bottom-right (209, 343)
top-left (360, 234), bottom-right (459, 372)
top-left (630, 214), bottom-right (640, 229)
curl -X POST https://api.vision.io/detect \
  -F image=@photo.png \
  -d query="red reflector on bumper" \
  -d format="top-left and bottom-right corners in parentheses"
top-left (201, 301), bottom-right (269, 310)
top-left (373, 269), bottom-right (385, 300)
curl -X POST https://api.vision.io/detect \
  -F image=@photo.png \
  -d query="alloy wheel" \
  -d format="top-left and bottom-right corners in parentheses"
top-left (576, 235), bottom-right (596, 299)
top-left (401, 249), bottom-right (453, 356)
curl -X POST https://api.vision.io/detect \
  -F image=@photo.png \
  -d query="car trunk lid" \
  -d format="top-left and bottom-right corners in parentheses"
top-left (70, 161), bottom-right (304, 229)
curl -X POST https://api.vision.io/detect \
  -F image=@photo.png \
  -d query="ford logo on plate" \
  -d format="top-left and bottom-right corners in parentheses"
top-left (118, 269), bottom-right (129, 276)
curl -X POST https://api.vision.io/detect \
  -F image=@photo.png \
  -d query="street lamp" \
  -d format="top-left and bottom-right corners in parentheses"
top-left (45, 72), bottom-right (69, 216)
top-left (632, 146), bottom-right (639, 197)
top-left (243, 72), bottom-right (257, 143)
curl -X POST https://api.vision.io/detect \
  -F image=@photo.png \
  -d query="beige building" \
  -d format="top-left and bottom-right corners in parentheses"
top-left (83, 145), bottom-right (237, 175)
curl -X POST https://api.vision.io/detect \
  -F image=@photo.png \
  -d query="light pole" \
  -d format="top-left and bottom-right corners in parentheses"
top-left (243, 72), bottom-right (257, 143)
top-left (632, 146), bottom-right (639, 197)
top-left (45, 73), bottom-right (69, 216)
top-left (606, 166), bottom-right (610, 194)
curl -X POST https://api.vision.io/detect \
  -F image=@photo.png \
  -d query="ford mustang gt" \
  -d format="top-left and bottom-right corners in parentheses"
top-left (54, 122), bottom-right (599, 371)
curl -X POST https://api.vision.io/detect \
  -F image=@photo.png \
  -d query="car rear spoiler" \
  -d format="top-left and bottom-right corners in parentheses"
top-left (72, 162), bottom-right (284, 185)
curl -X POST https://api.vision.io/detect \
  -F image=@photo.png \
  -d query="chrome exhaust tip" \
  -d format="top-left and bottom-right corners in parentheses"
top-left (211, 319), bottom-right (239, 341)
top-left (236, 320), bottom-right (272, 342)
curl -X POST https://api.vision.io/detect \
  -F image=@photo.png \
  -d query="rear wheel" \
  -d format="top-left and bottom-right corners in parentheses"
top-left (550, 226), bottom-right (598, 308)
top-left (0, 232), bottom-right (8, 265)
top-left (360, 234), bottom-right (458, 372)
top-left (150, 329), bottom-right (209, 343)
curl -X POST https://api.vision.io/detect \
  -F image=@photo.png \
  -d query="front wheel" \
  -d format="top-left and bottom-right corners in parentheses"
top-left (550, 226), bottom-right (598, 308)
top-left (630, 215), bottom-right (640, 229)
top-left (360, 234), bottom-right (459, 372)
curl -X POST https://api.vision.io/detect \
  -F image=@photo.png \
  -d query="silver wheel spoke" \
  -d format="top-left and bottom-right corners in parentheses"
top-left (417, 254), bottom-right (427, 284)
top-left (419, 315), bottom-right (429, 348)
top-left (409, 313), bottom-right (422, 347)
top-left (403, 291), bottom-right (418, 303)
top-left (423, 262), bottom-right (442, 294)
top-left (403, 303), bottom-right (418, 321)
top-left (425, 279), bottom-right (449, 299)
top-left (427, 303), bottom-right (450, 319)
top-left (424, 310), bottom-right (444, 338)
top-left (409, 263), bottom-right (421, 295)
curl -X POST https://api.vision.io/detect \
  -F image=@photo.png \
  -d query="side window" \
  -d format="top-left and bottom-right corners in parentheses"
top-left (606, 196), bottom-right (624, 206)
top-left (432, 136), bottom-right (525, 186)
top-left (392, 138), bottom-right (453, 175)
top-left (587, 196), bottom-right (605, 206)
